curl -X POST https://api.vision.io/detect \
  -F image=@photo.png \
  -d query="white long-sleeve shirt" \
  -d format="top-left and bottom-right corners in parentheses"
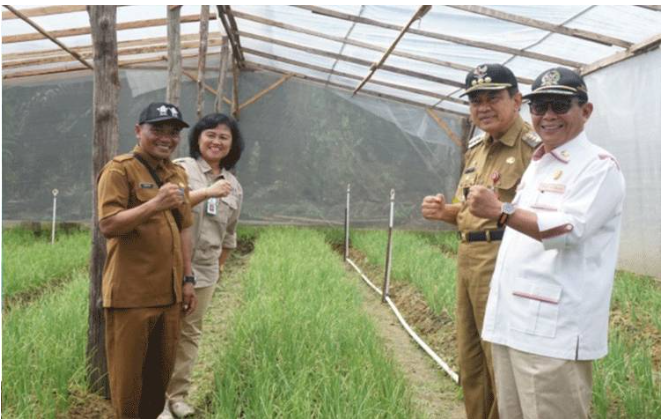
top-left (482, 131), bottom-right (625, 360)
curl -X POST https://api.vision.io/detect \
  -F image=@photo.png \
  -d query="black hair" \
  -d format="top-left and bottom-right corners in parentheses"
top-left (506, 86), bottom-right (519, 98)
top-left (188, 113), bottom-right (244, 170)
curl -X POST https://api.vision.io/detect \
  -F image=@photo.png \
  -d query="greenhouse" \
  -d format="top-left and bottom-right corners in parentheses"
top-left (2, 5), bottom-right (660, 419)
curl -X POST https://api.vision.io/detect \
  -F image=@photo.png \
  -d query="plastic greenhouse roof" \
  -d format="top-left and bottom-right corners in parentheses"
top-left (2, 5), bottom-right (660, 116)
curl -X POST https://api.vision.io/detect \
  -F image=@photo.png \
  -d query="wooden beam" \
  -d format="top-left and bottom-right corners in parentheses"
top-left (296, 6), bottom-right (584, 68)
top-left (232, 54), bottom-right (240, 118)
top-left (426, 108), bottom-right (462, 147)
top-left (216, 5), bottom-right (245, 68)
top-left (232, 10), bottom-right (535, 85)
top-left (182, 69), bottom-right (232, 105)
top-left (245, 61), bottom-right (469, 118)
top-left (3, 5), bottom-right (93, 70)
top-left (166, 5), bottom-right (182, 107)
top-left (215, 38), bottom-right (230, 112)
top-left (240, 30), bottom-right (465, 89)
top-left (581, 34), bottom-right (660, 76)
top-left (2, 5), bottom-right (110, 20)
top-left (196, 5), bottom-right (210, 120)
top-left (2, 12), bottom-right (217, 44)
top-left (87, 5), bottom-right (119, 398)
top-left (243, 47), bottom-right (468, 106)
top-left (353, 5), bottom-right (431, 95)
top-left (239, 74), bottom-right (292, 111)
top-left (636, 5), bottom-right (661, 11)
top-left (449, 6), bottom-right (632, 48)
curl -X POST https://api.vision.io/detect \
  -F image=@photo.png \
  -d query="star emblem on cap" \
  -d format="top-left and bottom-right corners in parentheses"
top-left (157, 105), bottom-right (169, 116)
top-left (541, 70), bottom-right (561, 87)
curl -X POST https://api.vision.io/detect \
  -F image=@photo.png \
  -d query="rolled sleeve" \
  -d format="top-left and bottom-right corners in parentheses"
top-left (222, 184), bottom-right (242, 249)
top-left (97, 163), bottom-right (129, 221)
top-left (539, 158), bottom-right (624, 251)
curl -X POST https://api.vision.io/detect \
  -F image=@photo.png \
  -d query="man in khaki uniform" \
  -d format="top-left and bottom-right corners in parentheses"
top-left (422, 64), bottom-right (539, 419)
top-left (98, 102), bottom-right (197, 419)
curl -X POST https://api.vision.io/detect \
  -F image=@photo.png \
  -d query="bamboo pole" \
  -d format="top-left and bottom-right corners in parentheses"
top-left (196, 5), bottom-right (210, 120)
top-left (239, 74), bottom-right (291, 111)
top-left (215, 38), bottom-right (230, 112)
top-left (426, 108), bottom-right (463, 147)
top-left (87, 5), bottom-right (119, 398)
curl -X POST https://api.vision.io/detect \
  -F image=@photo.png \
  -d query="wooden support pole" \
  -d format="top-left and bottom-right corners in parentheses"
top-left (216, 5), bottom-right (245, 68)
top-left (196, 5), bottom-right (210, 120)
top-left (426, 108), bottom-right (463, 147)
top-left (232, 53), bottom-right (240, 119)
top-left (353, 6), bottom-right (431, 95)
top-left (215, 38), bottom-right (230, 112)
top-left (86, 5), bottom-right (119, 398)
top-left (296, 5), bottom-right (584, 68)
top-left (239, 74), bottom-right (291, 111)
top-left (182, 69), bottom-right (232, 105)
top-left (4, 5), bottom-right (93, 70)
top-left (166, 5), bottom-right (182, 107)
top-left (449, 5), bottom-right (632, 48)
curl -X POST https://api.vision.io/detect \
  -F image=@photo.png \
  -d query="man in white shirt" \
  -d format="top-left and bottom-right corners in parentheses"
top-left (465, 67), bottom-right (625, 418)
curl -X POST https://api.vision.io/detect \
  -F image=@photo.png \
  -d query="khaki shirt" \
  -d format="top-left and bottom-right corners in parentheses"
top-left (175, 157), bottom-right (243, 288)
top-left (455, 115), bottom-right (539, 234)
top-left (98, 145), bottom-right (193, 308)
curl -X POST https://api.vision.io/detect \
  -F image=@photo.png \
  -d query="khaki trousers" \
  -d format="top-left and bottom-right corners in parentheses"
top-left (166, 285), bottom-right (216, 401)
top-left (492, 343), bottom-right (592, 419)
top-left (456, 241), bottom-right (500, 419)
top-left (105, 304), bottom-right (180, 419)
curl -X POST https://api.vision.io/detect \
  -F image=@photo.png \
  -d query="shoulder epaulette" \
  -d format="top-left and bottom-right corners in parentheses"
top-left (468, 134), bottom-right (485, 149)
top-left (522, 131), bottom-right (541, 148)
top-left (112, 153), bottom-right (134, 163)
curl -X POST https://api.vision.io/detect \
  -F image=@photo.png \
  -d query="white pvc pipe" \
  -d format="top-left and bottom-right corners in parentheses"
top-left (344, 184), bottom-right (350, 261)
top-left (346, 256), bottom-right (459, 384)
top-left (51, 188), bottom-right (59, 245)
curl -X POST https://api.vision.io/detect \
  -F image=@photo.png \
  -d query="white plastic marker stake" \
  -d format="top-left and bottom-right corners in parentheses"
top-left (382, 189), bottom-right (395, 302)
top-left (51, 189), bottom-right (59, 245)
top-left (344, 184), bottom-right (351, 261)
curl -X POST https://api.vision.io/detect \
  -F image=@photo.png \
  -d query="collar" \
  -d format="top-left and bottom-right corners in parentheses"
top-left (132, 145), bottom-right (177, 173)
top-left (532, 131), bottom-right (588, 164)
top-left (196, 157), bottom-right (226, 178)
top-left (486, 115), bottom-right (524, 147)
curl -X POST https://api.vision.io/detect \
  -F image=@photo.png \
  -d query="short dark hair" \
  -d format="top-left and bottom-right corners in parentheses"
top-left (506, 86), bottom-right (519, 98)
top-left (188, 113), bottom-right (244, 170)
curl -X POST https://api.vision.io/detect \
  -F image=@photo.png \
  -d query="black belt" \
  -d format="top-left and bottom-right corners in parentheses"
top-left (458, 229), bottom-right (504, 243)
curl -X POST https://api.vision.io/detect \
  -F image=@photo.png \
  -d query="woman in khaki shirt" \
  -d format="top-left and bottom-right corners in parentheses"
top-left (160, 113), bottom-right (244, 419)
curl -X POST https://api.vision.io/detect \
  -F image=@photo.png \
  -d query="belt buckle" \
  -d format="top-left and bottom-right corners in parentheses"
top-left (459, 231), bottom-right (468, 242)
top-left (486, 230), bottom-right (492, 243)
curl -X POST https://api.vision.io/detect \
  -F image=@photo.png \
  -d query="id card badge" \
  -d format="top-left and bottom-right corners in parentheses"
top-left (205, 197), bottom-right (218, 215)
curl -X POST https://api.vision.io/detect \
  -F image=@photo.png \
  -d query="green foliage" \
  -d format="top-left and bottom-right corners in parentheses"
top-left (2, 271), bottom-right (89, 418)
top-left (2, 228), bottom-right (90, 298)
top-left (352, 230), bottom-right (456, 319)
top-left (415, 230), bottom-right (459, 255)
top-left (209, 227), bottom-right (421, 418)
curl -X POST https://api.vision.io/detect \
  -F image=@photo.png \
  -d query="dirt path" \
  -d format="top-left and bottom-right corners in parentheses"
top-left (343, 250), bottom-right (466, 419)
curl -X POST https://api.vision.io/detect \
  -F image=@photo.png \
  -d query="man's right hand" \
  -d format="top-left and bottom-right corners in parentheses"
top-left (153, 182), bottom-right (185, 211)
top-left (422, 193), bottom-right (447, 220)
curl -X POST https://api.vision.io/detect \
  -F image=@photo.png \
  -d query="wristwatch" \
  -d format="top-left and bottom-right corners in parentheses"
top-left (183, 275), bottom-right (196, 286)
top-left (497, 202), bottom-right (516, 228)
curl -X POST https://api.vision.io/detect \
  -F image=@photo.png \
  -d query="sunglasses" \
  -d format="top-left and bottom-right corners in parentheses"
top-left (528, 98), bottom-right (578, 116)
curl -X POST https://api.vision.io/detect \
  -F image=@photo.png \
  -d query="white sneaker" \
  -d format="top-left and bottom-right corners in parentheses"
top-left (157, 400), bottom-right (175, 419)
top-left (170, 400), bottom-right (195, 418)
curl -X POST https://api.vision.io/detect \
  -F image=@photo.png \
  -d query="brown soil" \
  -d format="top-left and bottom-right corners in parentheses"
top-left (344, 248), bottom-right (466, 419)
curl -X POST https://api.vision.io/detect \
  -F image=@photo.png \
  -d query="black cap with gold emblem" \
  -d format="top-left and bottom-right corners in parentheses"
top-left (523, 67), bottom-right (588, 102)
top-left (460, 63), bottom-right (518, 97)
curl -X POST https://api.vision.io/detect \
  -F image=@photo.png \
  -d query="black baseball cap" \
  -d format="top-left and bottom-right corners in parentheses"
top-left (461, 63), bottom-right (518, 97)
top-left (138, 102), bottom-right (189, 128)
top-left (523, 67), bottom-right (588, 102)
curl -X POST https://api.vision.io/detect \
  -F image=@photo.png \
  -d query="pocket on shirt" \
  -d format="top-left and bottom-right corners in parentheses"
top-left (509, 277), bottom-right (562, 338)
top-left (531, 185), bottom-right (564, 212)
top-left (135, 184), bottom-right (158, 203)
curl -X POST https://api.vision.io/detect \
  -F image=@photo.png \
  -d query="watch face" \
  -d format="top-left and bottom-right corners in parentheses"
top-left (502, 202), bottom-right (516, 215)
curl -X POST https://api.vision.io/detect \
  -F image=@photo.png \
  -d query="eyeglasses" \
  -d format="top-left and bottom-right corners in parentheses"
top-left (528, 98), bottom-right (578, 115)
top-left (149, 125), bottom-right (183, 137)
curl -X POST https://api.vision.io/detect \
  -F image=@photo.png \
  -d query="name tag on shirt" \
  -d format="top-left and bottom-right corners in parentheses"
top-left (140, 183), bottom-right (155, 189)
top-left (538, 183), bottom-right (566, 194)
top-left (206, 197), bottom-right (218, 215)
